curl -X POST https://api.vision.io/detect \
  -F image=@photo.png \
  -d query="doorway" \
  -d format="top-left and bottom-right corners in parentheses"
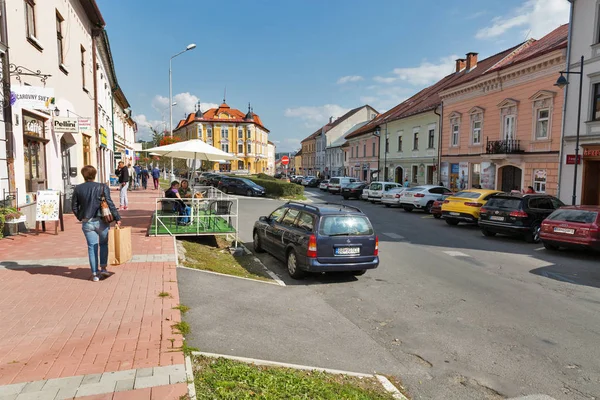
top-left (426, 165), bottom-right (434, 185)
top-left (395, 167), bottom-right (404, 183)
top-left (60, 137), bottom-right (74, 210)
top-left (582, 160), bottom-right (600, 205)
top-left (499, 165), bottom-right (522, 192)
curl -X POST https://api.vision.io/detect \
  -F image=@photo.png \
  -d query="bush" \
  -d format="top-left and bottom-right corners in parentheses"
top-left (256, 173), bottom-right (276, 181)
top-left (247, 177), bottom-right (304, 197)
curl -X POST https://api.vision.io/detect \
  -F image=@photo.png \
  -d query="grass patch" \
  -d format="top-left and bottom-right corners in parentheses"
top-left (180, 236), bottom-right (272, 282)
top-left (193, 355), bottom-right (397, 400)
top-left (280, 194), bottom-right (307, 201)
top-left (173, 304), bottom-right (190, 314)
top-left (158, 291), bottom-right (171, 298)
top-left (172, 321), bottom-right (191, 336)
top-left (182, 341), bottom-right (199, 356)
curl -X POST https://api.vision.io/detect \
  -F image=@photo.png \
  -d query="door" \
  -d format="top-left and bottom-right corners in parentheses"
top-left (263, 206), bottom-right (287, 252)
top-left (426, 166), bottom-right (434, 185)
top-left (61, 138), bottom-right (73, 210)
top-left (503, 115), bottom-right (515, 141)
top-left (500, 166), bottom-right (522, 193)
top-left (395, 167), bottom-right (404, 184)
top-left (271, 208), bottom-right (300, 255)
top-left (582, 160), bottom-right (600, 205)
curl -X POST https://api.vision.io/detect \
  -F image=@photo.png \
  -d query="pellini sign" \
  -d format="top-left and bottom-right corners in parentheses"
top-left (54, 117), bottom-right (79, 133)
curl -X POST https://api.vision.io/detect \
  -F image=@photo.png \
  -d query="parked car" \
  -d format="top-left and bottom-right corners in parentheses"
top-left (306, 177), bottom-right (321, 188)
top-left (253, 202), bottom-right (379, 279)
top-left (441, 189), bottom-right (503, 225)
top-left (342, 183), bottom-right (368, 200)
top-left (478, 194), bottom-right (564, 243)
top-left (220, 177), bottom-right (265, 196)
top-left (205, 173), bottom-right (223, 187)
top-left (400, 185), bottom-right (453, 213)
top-left (540, 206), bottom-right (600, 251)
top-left (302, 176), bottom-right (316, 186)
top-left (328, 177), bottom-right (357, 194)
top-left (430, 195), bottom-right (451, 219)
top-left (367, 182), bottom-right (403, 203)
top-left (381, 187), bottom-right (407, 207)
top-left (319, 180), bottom-right (330, 191)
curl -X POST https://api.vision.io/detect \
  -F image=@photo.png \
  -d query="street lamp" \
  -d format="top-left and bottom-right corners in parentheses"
top-left (373, 126), bottom-right (380, 181)
top-left (169, 43), bottom-right (196, 180)
top-left (555, 55), bottom-right (584, 205)
top-left (384, 129), bottom-right (390, 181)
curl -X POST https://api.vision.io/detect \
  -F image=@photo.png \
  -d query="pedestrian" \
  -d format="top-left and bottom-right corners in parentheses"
top-left (134, 164), bottom-right (141, 187)
top-left (179, 179), bottom-right (192, 198)
top-left (72, 165), bottom-right (121, 282)
top-left (404, 178), bottom-right (410, 188)
top-left (116, 161), bottom-right (129, 209)
top-left (510, 185), bottom-right (521, 194)
top-left (525, 186), bottom-right (536, 194)
top-left (127, 163), bottom-right (135, 191)
top-left (141, 166), bottom-right (149, 190)
top-left (151, 166), bottom-right (161, 190)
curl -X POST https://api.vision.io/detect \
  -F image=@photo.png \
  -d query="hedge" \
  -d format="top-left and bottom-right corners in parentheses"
top-left (247, 177), bottom-right (304, 197)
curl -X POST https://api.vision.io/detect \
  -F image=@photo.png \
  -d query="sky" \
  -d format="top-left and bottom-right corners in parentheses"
top-left (96, 0), bottom-right (570, 152)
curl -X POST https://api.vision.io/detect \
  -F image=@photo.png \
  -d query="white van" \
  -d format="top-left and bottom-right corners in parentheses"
top-left (328, 177), bottom-right (357, 194)
top-left (367, 181), bottom-right (402, 202)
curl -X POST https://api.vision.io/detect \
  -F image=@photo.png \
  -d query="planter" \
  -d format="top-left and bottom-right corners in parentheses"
top-left (3, 220), bottom-right (25, 236)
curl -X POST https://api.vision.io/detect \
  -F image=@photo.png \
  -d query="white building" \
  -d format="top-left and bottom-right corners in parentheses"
top-left (267, 141), bottom-right (276, 175)
top-left (559, 0), bottom-right (600, 205)
top-left (325, 121), bottom-right (369, 178)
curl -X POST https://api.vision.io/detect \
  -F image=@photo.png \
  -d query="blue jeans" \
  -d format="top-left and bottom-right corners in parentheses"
top-left (177, 206), bottom-right (191, 224)
top-left (82, 218), bottom-right (109, 274)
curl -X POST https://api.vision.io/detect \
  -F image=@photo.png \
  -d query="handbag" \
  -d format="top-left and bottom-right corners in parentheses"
top-left (100, 184), bottom-right (114, 224)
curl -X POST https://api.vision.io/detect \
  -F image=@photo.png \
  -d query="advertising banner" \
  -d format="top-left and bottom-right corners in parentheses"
top-left (458, 162), bottom-right (469, 190)
top-left (100, 127), bottom-right (108, 147)
top-left (12, 86), bottom-right (55, 110)
top-left (35, 190), bottom-right (60, 221)
top-left (481, 162), bottom-right (496, 189)
top-left (54, 117), bottom-right (78, 134)
top-left (440, 162), bottom-right (449, 188)
top-left (79, 118), bottom-right (92, 135)
top-left (450, 163), bottom-right (459, 191)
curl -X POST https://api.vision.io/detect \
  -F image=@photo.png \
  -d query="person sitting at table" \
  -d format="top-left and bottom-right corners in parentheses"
top-left (165, 181), bottom-right (191, 225)
top-left (179, 179), bottom-right (193, 198)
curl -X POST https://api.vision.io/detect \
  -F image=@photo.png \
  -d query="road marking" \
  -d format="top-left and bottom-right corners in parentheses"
top-left (382, 232), bottom-right (405, 240)
top-left (443, 251), bottom-right (470, 257)
top-left (534, 247), bottom-right (545, 251)
top-left (421, 215), bottom-right (434, 219)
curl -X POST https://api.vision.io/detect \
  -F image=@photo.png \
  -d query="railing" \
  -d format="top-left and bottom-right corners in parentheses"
top-left (485, 138), bottom-right (523, 154)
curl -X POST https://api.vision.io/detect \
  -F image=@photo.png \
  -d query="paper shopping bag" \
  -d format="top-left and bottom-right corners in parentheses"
top-left (108, 226), bottom-right (132, 265)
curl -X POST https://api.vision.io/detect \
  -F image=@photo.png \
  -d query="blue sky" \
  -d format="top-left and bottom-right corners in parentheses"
top-left (97, 0), bottom-right (569, 151)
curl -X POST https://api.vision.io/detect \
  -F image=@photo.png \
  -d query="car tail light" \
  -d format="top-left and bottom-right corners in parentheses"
top-left (542, 223), bottom-right (551, 232)
top-left (510, 210), bottom-right (528, 218)
top-left (394, 194), bottom-right (401, 198)
top-left (464, 202), bottom-right (483, 207)
top-left (307, 234), bottom-right (317, 258)
top-left (590, 225), bottom-right (600, 238)
top-left (374, 236), bottom-right (379, 256)
top-left (480, 207), bottom-right (488, 214)
top-left (443, 200), bottom-right (450, 204)
top-left (414, 193), bottom-right (425, 198)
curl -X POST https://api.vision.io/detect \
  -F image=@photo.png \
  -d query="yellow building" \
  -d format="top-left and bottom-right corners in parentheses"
top-left (174, 102), bottom-right (270, 173)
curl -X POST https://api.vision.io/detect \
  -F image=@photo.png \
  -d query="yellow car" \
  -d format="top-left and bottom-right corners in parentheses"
top-left (441, 189), bottom-right (503, 225)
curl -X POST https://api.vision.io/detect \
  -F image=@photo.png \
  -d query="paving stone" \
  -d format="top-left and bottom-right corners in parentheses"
top-left (100, 369), bottom-right (136, 383)
top-left (168, 370), bottom-right (187, 385)
top-left (15, 389), bottom-right (59, 400)
top-left (20, 381), bottom-right (47, 394)
top-left (133, 375), bottom-right (169, 390)
top-left (0, 383), bottom-right (26, 396)
top-left (80, 374), bottom-right (102, 386)
top-left (54, 387), bottom-right (78, 400)
top-left (0, 395), bottom-right (18, 400)
top-left (43, 376), bottom-right (84, 390)
top-left (114, 379), bottom-right (134, 392)
top-left (74, 381), bottom-right (116, 397)
top-left (134, 368), bottom-right (154, 379)
top-left (152, 365), bottom-right (184, 377)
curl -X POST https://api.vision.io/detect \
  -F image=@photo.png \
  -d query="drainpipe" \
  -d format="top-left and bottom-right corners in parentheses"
top-left (1, 0), bottom-right (14, 194)
top-left (92, 29), bottom-right (103, 183)
top-left (434, 102), bottom-right (444, 185)
top-left (557, 0), bottom-right (575, 199)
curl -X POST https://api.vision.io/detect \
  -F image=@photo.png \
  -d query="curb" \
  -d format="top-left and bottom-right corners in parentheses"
top-left (191, 351), bottom-right (409, 400)
top-left (184, 355), bottom-right (196, 400)
top-left (239, 243), bottom-right (286, 286)
top-left (177, 265), bottom-right (282, 286)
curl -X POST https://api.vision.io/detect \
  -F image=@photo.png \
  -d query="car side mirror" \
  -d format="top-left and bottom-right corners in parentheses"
top-left (259, 216), bottom-right (268, 223)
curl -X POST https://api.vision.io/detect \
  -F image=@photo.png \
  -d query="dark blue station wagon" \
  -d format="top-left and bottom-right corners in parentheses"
top-left (253, 202), bottom-right (379, 279)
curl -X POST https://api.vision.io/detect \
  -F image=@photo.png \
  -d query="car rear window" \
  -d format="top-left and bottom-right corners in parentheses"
top-left (453, 191), bottom-right (481, 199)
top-left (319, 215), bottom-right (374, 236)
top-left (348, 183), bottom-right (363, 188)
top-left (370, 183), bottom-right (382, 190)
top-left (547, 209), bottom-right (598, 224)
top-left (330, 178), bottom-right (340, 184)
top-left (485, 197), bottom-right (522, 209)
top-left (405, 187), bottom-right (423, 192)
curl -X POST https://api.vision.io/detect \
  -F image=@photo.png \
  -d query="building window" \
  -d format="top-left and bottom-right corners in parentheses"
top-left (451, 124), bottom-right (459, 146)
top-left (472, 121), bottom-right (481, 144)
top-left (207, 127), bottom-right (212, 137)
top-left (238, 128), bottom-right (243, 139)
top-left (351, 146), bottom-right (354, 158)
top-left (535, 109), bottom-right (549, 139)
top-left (25, 0), bottom-right (36, 39)
top-left (363, 143), bottom-right (366, 157)
top-left (221, 143), bottom-right (229, 153)
top-left (533, 169), bottom-right (547, 193)
top-left (372, 141), bottom-right (376, 156)
top-left (247, 143), bottom-right (252, 154)
top-left (23, 113), bottom-right (48, 193)
top-left (80, 46), bottom-right (86, 89)
top-left (413, 132), bottom-right (419, 150)
top-left (428, 129), bottom-right (435, 148)
top-left (397, 135), bottom-right (403, 152)
top-left (412, 165), bottom-right (418, 183)
top-left (385, 138), bottom-right (389, 153)
top-left (56, 11), bottom-right (64, 66)
top-left (503, 115), bottom-right (515, 140)
top-left (82, 135), bottom-right (91, 166)
top-left (220, 126), bottom-right (228, 138)
top-left (247, 129), bottom-right (252, 138)
top-left (238, 144), bottom-right (243, 154)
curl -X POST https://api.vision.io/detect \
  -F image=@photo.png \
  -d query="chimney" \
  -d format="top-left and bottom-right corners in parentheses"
top-left (455, 58), bottom-right (466, 73)
top-left (329, 116), bottom-right (333, 124)
top-left (466, 52), bottom-right (478, 70)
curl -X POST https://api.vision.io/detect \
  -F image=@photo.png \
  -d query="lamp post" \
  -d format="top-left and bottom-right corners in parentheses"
top-left (169, 43), bottom-right (196, 180)
top-left (555, 55), bottom-right (584, 206)
top-left (373, 126), bottom-right (380, 181)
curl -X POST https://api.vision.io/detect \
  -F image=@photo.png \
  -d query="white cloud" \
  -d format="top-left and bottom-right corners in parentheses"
top-left (390, 55), bottom-right (458, 86)
top-left (284, 104), bottom-right (351, 128)
top-left (337, 75), bottom-right (364, 85)
top-left (133, 114), bottom-right (164, 141)
top-left (152, 92), bottom-right (218, 121)
top-left (475, 0), bottom-right (569, 40)
top-left (279, 138), bottom-right (302, 152)
top-left (466, 11), bottom-right (487, 20)
top-left (373, 76), bottom-right (397, 84)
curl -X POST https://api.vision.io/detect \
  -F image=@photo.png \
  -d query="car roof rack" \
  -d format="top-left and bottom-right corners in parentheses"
top-left (285, 201), bottom-right (319, 211)
top-left (320, 202), bottom-right (363, 213)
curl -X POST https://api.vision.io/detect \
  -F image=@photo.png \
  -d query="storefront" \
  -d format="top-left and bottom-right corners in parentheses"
top-left (582, 146), bottom-right (600, 205)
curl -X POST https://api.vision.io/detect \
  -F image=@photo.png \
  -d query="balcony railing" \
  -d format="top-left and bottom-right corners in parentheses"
top-left (485, 138), bottom-right (523, 154)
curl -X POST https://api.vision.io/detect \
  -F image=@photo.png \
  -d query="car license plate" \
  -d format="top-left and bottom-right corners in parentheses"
top-left (335, 247), bottom-right (360, 255)
top-left (450, 212), bottom-right (460, 216)
top-left (554, 227), bottom-right (575, 234)
top-left (404, 193), bottom-right (412, 197)
top-left (490, 216), bottom-right (504, 221)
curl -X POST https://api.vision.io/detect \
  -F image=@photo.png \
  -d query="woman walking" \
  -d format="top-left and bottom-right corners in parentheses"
top-left (72, 165), bottom-right (121, 281)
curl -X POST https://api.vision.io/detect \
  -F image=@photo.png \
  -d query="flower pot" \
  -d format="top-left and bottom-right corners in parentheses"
top-left (3, 220), bottom-right (23, 236)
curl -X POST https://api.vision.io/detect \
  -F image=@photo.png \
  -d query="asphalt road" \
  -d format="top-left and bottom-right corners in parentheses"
top-left (179, 188), bottom-right (600, 400)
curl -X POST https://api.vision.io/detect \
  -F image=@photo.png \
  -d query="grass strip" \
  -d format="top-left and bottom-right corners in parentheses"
top-left (193, 355), bottom-right (397, 400)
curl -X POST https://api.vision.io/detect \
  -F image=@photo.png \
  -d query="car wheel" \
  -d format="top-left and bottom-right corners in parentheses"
top-left (385, 204), bottom-right (391, 208)
top-left (246, 189), bottom-right (253, 197)
top-left (543, 242), bottom-right (559, 251)
top-left (425, 201), bottom-right (434, 214)
top-left (253, 231), bottom-right (265, 253)
top-left (287, 250), bottom-right (305, 279)
top-left (433, 214), bottom-right (441, 219)
top-left (481, 229), bottom-right (496, 237)
top-left (525, 222), bottom-right (541, 244)
top-left (351, 270), bottom-right (367, 276)
top-left (342, 195), bottom-right (349, 200)
top-left (402, 206), bottom-right (412, 212)
top-left (445, 218), bottom-right (459, 226)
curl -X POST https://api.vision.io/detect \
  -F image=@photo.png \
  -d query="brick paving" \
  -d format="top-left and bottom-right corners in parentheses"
top-left (0, 189), bottom-right (188, 399)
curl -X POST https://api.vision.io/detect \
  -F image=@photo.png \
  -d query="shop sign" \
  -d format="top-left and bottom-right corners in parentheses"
top-left (458, 162), bottom-right (469, 190)
top-left (114, 152), bottom-right (122, 160)
top-left (54, 117), bottom-right (78, 133)
top-left (440, 162), bottom-right (449, 188)
top-left (12, 86), bottom-right (55, 110)
top-left (100, 127), bottom-right (108, 147)
top-left (480, 162), bottom-right (496, 190)
top-left (79, 118), bottom-right (92, 134)
top-left (566, 154), bottom-right (582, 164)
top-left (583, 148), bottom-right (600, 158)
top-left (35, 190), bottom-right (60, 221)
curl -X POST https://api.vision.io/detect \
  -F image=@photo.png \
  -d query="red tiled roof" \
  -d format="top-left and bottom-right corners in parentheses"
top-left (300, 105), bottom-right (377, 143)
top-left (301, 127), bottom-right (322, 143)
top-left (175, 102), bottom-right (269, 132)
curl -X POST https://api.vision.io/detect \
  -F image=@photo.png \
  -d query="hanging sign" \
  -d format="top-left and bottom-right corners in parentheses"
top-left (54, 117), bottom-right (79, 133)
top-left (35, 190), bottom-right (61, 221)
top-left (79, 118), bottom-right (92, 134)
top-left (12, 86), bottom-right (55, 110)
top-left (100, 127), bottom-right (108, 147)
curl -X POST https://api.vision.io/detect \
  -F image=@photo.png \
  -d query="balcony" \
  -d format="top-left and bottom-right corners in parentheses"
top-left (485, 139), bottom-right (524, 154)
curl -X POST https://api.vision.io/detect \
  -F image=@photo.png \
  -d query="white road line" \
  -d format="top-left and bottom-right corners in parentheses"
top-left (534, 247), bottom-right (545, 251)
top-left (382, 232), bottom-right (405, 240)
top-left (443, 250), bottom-right (470, 257)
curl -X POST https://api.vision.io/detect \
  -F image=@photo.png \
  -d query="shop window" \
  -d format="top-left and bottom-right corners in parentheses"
top-left (83, 134), bottom-right (91, 166)
top-left (428, 129), bottom-right (435, 149)
top-left (23, 113), bottom-right (48, 193)
top-left (535, 109), bottom-right (549, 139)
top-left (533, 169), bottom-right (547, 193)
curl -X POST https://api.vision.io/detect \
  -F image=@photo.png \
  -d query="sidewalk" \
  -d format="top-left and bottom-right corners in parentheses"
top-left (0, 188), bottom-right (188, 399)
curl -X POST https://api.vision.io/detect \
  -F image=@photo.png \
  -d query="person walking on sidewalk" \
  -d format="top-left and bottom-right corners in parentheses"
top-left (151, 166), bottom-right (160, 190)
top-left (116, 161), bottom-right (129, 210)
top-left (141, 166), bottom-right (149, 190)
top-left (72, 165), bottom-right (121, 282)
top-left (127, 163), bottom-right (135, 191)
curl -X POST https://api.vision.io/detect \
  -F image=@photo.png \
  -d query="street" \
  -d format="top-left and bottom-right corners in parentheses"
top-left (179, 188), bottom-right (600, 400)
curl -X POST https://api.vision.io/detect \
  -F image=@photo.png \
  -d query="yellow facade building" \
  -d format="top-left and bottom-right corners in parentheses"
top-left (174, 102), bottom-right (270, 173)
